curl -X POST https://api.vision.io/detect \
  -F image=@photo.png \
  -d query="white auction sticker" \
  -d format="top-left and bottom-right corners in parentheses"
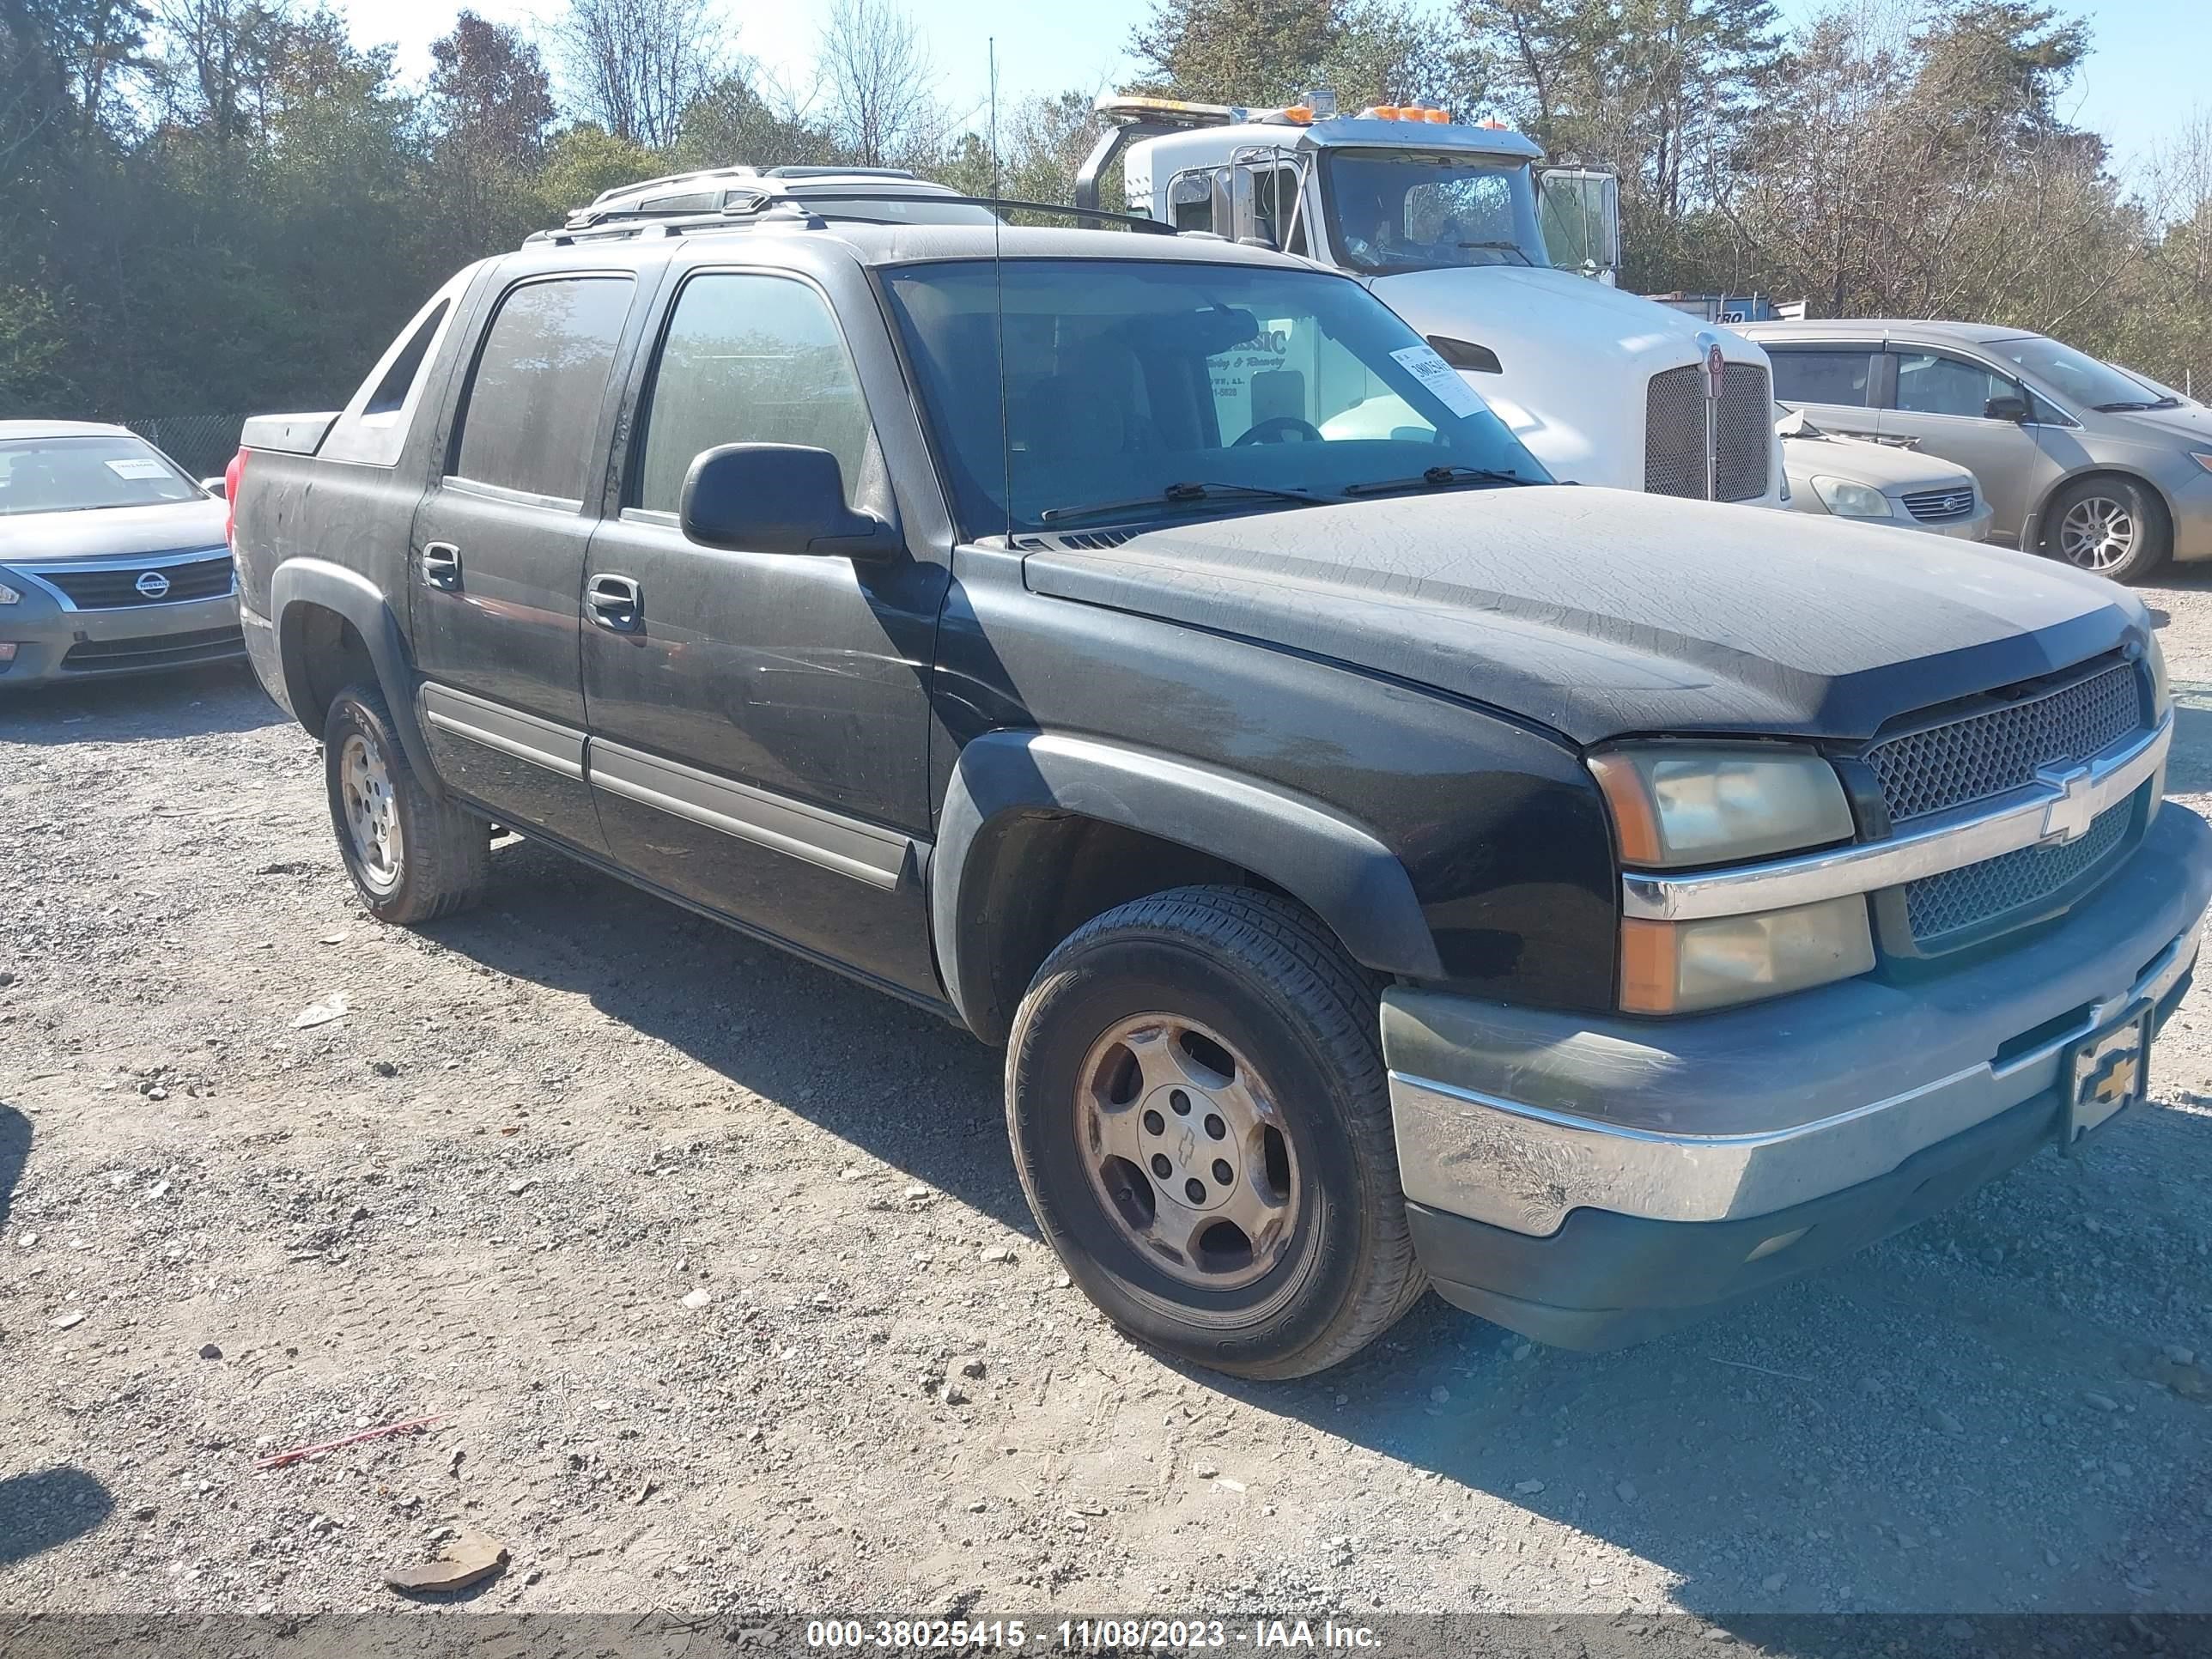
top-left (1389, 344), bottom-right (1487, 420)
top-left (105, 458), bottom-right (170, 480)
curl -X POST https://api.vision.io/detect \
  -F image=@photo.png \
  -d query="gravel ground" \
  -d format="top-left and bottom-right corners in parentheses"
top-left (3, 568), bottom-right (2211, 1624)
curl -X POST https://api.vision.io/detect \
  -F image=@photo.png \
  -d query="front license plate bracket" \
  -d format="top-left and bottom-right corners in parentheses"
top-left (2063, 1008), bottom-right (2151, 1153)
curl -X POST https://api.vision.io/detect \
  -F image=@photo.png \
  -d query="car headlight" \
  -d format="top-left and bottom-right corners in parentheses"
top-left (1588, 744), bottom-right (1856, 867)
top-left (2187, 450), bottom-right (2212, 475)
top-left (2147, 628), bottom-right (2172, 715)
top-left (1590, 744), bottom-right (1870, 1013)
top-left (1811, 476), bottom-right (1892, 518)
top-left (0, 577), bottom-right (21, 605)
top-left (1622, 897), bottom-right (1875, 1014)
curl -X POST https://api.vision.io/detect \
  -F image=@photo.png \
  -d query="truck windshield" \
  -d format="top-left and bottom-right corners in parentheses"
top-left (1318, 150), bottom-right (1548, 276)
top-left (881, 258), bottom-right (1550, 538)
top-left (0, 434), bottom-right (203, 516)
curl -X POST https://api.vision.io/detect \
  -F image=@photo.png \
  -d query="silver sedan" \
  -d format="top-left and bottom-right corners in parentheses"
top-left (0, 421), bottom-right (241, 688)
top-left (1777, 407), bottom-right (1993, 540)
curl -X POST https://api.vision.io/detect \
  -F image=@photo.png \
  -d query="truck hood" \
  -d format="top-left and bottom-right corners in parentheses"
top-left (1021, 488), bottom-right (2140, 745)
top-left (1368, 265), bottom-right (1768, 490)
top-left (0, 498), bottom-right (227, 564)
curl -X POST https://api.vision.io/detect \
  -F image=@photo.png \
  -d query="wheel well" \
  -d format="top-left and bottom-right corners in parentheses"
top-left (282, 603), bottom-right (377, 731)
top-left (956, 810), bottom-right (1288, 1045)
top-left (2031, 468), bottom-right (2174, 551)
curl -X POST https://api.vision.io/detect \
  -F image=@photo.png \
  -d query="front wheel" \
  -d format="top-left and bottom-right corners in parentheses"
top-left (322, 684), bottom-right (488, 925)
top-left (2045, 476), bottom-right (2169, 583)
top-left (1006, 888), bottom-right (1425, 1378)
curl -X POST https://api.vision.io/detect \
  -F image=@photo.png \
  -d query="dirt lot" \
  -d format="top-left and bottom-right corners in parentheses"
top-left (3, 568), bottom-right (2212, 1626)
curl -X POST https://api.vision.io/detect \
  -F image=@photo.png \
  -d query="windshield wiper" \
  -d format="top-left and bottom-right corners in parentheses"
top-left (2093, 399), bottom-right (2157, 412)
top-left (1454, 240), bottom-right (1533, 264)
top-left (1037, 480), bottom-right (1325, 525)
top-left (1341, 464), bottom-right (1534, 497)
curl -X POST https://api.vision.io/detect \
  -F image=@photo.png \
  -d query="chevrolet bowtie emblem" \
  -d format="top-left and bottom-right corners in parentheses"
top-left (2092, 1054), bottom-right (2140, 1105)
top-left (2036, 763), bottom-right (2096, 845)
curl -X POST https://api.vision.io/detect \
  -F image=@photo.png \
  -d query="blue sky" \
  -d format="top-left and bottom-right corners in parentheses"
top-left (351, 0), bottom-right (2203, 174)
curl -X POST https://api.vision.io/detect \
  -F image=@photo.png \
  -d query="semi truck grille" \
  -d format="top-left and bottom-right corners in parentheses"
top-left (1901, 485), bottom-right (1976, 524)
top-left (35, 553), bottom-right (234, 609)
top-left (1643, 362), bottom-right (1771, 502)
top-left (1866, 659), bottom-right (2149, 951)
top-left (1865, 661), bottom-right (2142, 823)
top-left (1903, 798), bottom-right (2132, 946)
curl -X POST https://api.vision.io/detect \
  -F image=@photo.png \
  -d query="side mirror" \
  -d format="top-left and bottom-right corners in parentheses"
top-left (200, 476), bottom-right (228, 499)
top-left (678, 443), bottom-right (896, 561)
top-left (1984, 394), bottom-right (2031, 423)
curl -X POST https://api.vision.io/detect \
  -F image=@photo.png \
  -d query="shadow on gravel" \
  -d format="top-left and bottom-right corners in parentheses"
top-left (2167, 690), bottom-right (2212, 796)
top-left (0, 1103), bottom-right (26, 1233)
top-left (416, 832), bottom-right (2209, 1623)
top-left (0, 661), bottom-right (274, 745)
top-left (422, 839), bottom-right (1028, 1231)
top-left (0, 1468), bottom-right (114, 1567)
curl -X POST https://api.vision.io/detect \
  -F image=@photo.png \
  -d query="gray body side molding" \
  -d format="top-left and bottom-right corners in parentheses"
top-left (933, 729), bottom-right (1443, 1035)
top-left (268, 558), bottom-right (441, 791)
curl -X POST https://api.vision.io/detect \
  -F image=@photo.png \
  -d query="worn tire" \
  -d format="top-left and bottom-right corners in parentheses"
top-left (322, 683), bottom-right (488, 926)
top-left (2043, 475), bottom-right (2170, 584)
top-left (1006, 886), bottom-right (1425, 1378)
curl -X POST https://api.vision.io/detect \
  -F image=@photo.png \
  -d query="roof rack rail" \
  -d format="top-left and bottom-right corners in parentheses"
top-left (526, 189), bottom-right (1174, 247)
top-left (762, 165), bottom-right (917, 179)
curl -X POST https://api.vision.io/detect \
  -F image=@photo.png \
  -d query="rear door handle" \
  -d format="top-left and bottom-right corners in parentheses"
top-left (586, 573), bottom-right (642, 632)
top-left (421, 542), bottom-right (462, 591)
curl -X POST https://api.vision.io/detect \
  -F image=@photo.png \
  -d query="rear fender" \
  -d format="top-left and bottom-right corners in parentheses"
top-left (270, 559), bottom-right (441, 790)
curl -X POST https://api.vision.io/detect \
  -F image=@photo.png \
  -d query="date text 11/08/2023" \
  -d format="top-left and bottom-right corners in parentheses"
top-left (800, 1620), bottom-right (1382, 1650)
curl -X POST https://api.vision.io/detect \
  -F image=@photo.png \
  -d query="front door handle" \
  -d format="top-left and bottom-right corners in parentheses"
top-left (421, 541), bottom-right (462, 591)
top-left (586, 573), bottom-right (642, 632)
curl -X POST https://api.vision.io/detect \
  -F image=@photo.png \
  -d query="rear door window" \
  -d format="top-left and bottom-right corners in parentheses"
top-left (631, 272), bottom-right (877, 514)
top-left (1890, 349), bottom-right (2014, 419)
top-left (451, 276), bottom-right (634, 502)
top-left (1769, 348), bottom-right (1875, 407)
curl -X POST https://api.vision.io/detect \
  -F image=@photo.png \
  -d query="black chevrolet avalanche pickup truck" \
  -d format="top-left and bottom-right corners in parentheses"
top-left (230, 206), bottom-right (2209, 1378)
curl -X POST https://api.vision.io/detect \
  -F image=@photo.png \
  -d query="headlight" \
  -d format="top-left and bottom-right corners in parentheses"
top-left (1587, 744), bottom-right (1856, 867)
top-left (0, 579), bottom-right (21, 605)
top-left (2187, 450), bottom-right (2212, 475)
top-left (2147, 629), bottom-right (2172, 714)
top-left (1592, 744), bottom-right (1870, 1013)
top-left (1811, 476), bottom-right (1892, 518)
top-left (1622, 897), bottom-right (1875, 1014)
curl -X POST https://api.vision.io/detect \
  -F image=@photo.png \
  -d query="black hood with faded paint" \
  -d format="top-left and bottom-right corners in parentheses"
top-left (1021, 485), bottom-right (2142, 744)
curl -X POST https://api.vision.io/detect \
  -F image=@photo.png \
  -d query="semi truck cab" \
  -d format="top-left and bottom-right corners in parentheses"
top-left (1078, 94), bottom-right (1782, 505)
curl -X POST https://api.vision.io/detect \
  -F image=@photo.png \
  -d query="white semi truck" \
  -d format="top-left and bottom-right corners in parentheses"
top-left (1076, 94), bottom-right (1784, 505)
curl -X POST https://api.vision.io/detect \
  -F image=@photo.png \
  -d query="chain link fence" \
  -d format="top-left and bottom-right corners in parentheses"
top-left (122, 415), bottom-right (248, 481)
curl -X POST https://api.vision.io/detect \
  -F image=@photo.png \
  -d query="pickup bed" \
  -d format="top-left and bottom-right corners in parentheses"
top-left (231, 205), bottom-right (2209, 1376)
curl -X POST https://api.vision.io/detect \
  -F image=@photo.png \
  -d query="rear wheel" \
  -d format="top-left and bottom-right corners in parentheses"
top-left (323, 684), bottom-right (488, 925)
top-left (1006, 887), bottom-right (1425, 1378)
top-left (2045, 476), bottom-right (2169, 583)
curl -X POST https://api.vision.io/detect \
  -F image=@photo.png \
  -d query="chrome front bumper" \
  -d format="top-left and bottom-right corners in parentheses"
top-left (1385, 802), bottom-right (2212, 1239)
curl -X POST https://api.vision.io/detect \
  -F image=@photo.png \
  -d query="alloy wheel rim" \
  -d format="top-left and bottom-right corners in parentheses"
top-left (340, 732), bottom-right (402, 889)
top-left (1074, 1013), bottom-right (1300, 1291)
top-left (2057, 496), bottom-right (2136, 571)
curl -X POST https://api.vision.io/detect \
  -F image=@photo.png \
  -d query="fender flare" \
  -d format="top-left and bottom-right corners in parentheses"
top-left (269, 558), bottom-right (441, 790)
top-left (933, 729), bottom-right (1443, 1038)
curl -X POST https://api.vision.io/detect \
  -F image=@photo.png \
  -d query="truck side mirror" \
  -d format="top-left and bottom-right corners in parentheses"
top-left (679, 443), bottom-right (896, 562)
top-left (1984, 393), bottom-right (2031, 423)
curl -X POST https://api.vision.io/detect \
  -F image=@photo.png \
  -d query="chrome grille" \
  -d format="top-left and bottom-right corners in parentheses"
top-left (34, 553), bottom-right (234, 609)
top-left (1644, 362), bottom-right (1771, 502)
top-left (1902, 485), bottom-right (1976, 524)
top-left (1865, 662), bottom-right (2142, 823)
top-left (1903, 798), bottom-right (2131, 945)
